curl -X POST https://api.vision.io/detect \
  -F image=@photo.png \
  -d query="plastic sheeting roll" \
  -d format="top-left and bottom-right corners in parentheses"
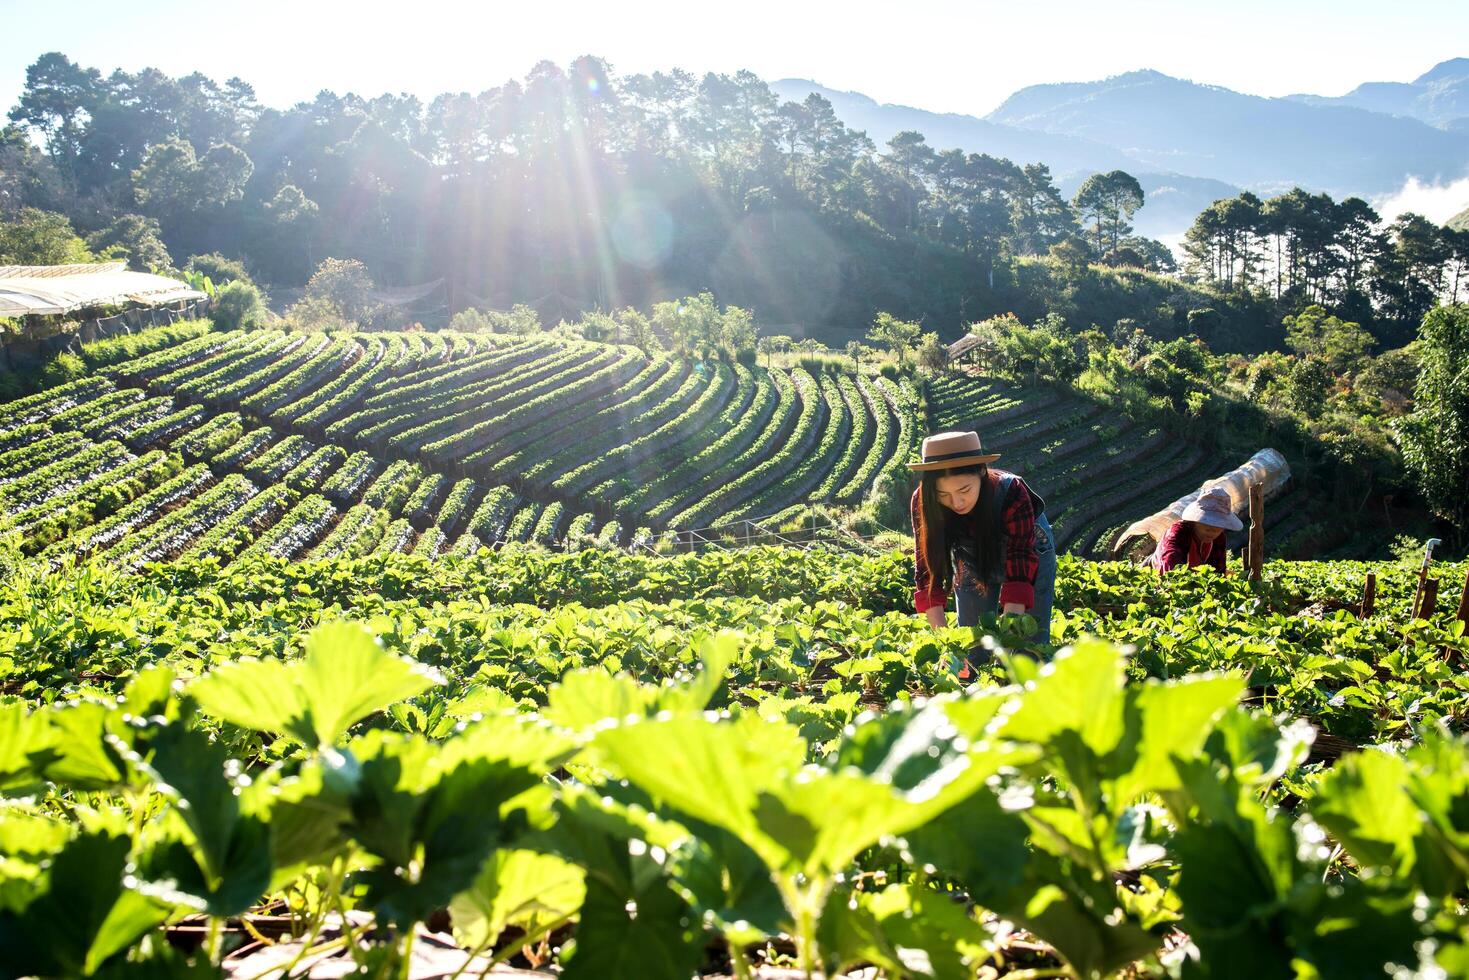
top-left (1112, 448), bottom-right (1292, 556)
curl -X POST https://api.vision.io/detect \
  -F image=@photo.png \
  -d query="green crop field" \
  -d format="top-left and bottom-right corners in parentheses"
top-left (3, 530), bottom-right (1469, 977)
top-left (2, 323), bottom-right (1466, 978)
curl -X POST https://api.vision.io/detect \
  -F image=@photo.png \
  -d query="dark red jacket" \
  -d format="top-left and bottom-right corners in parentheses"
top-left (911, 470), bottom-right (1041, 613)
top-left (1149, 521), bottom-right (1227, 573)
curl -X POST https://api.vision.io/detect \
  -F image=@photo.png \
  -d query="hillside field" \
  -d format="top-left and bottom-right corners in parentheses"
top-left (0, 323), bottom-right (1277, 567)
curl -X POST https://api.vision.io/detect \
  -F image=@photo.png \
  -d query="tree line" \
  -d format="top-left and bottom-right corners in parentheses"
top-left (3, 52), bottom-right (1467, 362)
top-left (2, 53), bottom-right (1165, 335)
top-left (1183, 188), bottom-right (1469, 346)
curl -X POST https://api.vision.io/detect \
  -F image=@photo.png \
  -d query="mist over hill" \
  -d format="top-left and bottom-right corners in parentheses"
top-left (1287, 58), bottom-right (1469, 129)
top-left (987, 67), bottom-right (1469, 196)
top-left (777, 61), bottom-right (1469, 239)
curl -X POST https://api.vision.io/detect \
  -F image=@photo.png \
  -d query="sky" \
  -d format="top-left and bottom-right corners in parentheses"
top-left (3, 0), bottom-right (1466, 119)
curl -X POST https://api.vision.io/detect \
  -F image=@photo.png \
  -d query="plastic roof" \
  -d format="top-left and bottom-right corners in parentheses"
top-left (0, 263), bottom-right (205, 316)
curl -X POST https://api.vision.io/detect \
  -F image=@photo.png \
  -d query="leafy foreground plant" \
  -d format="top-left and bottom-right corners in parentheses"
top-left (1, 624), bottom-right (1467, 978)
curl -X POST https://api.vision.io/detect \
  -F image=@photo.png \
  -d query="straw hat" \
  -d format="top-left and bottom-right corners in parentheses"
top-left (908, 430), bottom-right (1001, 472)
top-left (1181, 486), bottom-right (1244, 531)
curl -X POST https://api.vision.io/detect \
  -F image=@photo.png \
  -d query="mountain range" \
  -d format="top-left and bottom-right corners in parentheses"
top-left (1287, 58), bottom-right (1469, 129)
top-left (772, 58), bottom-right (1469, 240)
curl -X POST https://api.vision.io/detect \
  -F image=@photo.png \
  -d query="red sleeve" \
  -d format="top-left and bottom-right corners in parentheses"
top-left (997, 477), bottom-right (1038, 610)
top-left (912, 486), bottom-right (947, 613)
top-left (1154, 522), bottom-right (1190, 573)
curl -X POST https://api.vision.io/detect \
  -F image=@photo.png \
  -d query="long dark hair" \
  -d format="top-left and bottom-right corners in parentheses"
top-left (917, 463), bottom-right (1000, 592)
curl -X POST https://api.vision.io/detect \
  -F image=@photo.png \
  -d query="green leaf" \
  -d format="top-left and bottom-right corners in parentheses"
top-left (119, 666), bottom-right (178, 721)
top-left (543, 669), bottom-right (655, 731)
top-left (244, 762), bottom-right (351, 887)
top-left (1206, 708), bottom-right (1313, 793)
top-left (449, 849), bottom-right (585, 951)
top-left (1172, 818), bottom-right (1298, 979)
top-left (597, 706), bottom-right (1020, 882)
top-left (191, 621), bottom-right (443, 748)
top-left (1112, 672), bottom-right (1244, 804)
top-left (345, 732), bottom-right (542, 927)
top-left (0, 832), bottom-right (169, 977)
top-left (999, 639), bottom-right (1127, 756)
top-left (902, 789), bottom-right (1031, 907)
top-left (1312, 748), bottom-right (1420, 879)
top-left (142, 724), bottom-right (243, 884)
top-left (655, 632), bottom-right (738, 714)
top-left (0, 702), bottom-right (54, 795)
top-left (664, 821), bottom-right (785, 946)
top-left (187, 659), bottom-right (295, 736)
top-left (559, 863), bottom-right (700, 980)
top-left (85, 889), bottom-right (176, 974)
top-left (594, 712), bottom-right (804, 862)
top-left (907, 792), bottom-right (1156, 979)
top-left (125, 723), bottom-right (273, 917)
top-left (846, 883), bottom-right (991, 980)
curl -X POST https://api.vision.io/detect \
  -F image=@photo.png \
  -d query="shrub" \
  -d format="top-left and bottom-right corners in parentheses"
top-left (36, 351), bottom-right (86, 388)
top-left (213, 280), bottom-right (268, 331)
top-left (186, 253), bottom-right (254, 287)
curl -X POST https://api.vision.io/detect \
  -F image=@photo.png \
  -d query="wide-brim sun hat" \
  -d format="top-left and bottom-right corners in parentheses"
top-left (1180, 486), bottom-right (1245, 531)
top-left (908, 430), bottom-right (1001, 472)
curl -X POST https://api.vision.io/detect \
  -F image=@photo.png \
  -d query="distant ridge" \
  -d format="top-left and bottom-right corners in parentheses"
top-left (769, 78), bottom-right (1136, 175)
top-left (1287, 58), bottom-right (1469, 129)
top-left (986, 67), bottom-right (1469, 197)
top-left (769, 78), bottom-right (1238, 239)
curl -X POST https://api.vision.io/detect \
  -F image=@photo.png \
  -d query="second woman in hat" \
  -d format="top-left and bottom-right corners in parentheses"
top-left (909, 430), bottom-right (1056, 647)
top-left (1146, 486), bottom-right (1242, 573)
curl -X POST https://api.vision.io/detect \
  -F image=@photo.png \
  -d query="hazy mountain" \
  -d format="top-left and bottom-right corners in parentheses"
top-left (769, 78), bottom-right (1137, 174)
top-left (987, 69), bottom-right (1469, 197)
top-left (1287, 58), bottom-right (1469, 129)
top-left (769, 78), bottom-right (1237, 240)
top-left (1449, 204), bottom-right (1469, 232)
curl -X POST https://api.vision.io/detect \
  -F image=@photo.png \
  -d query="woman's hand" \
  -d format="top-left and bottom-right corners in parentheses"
top-left (1002, 602), bottom-right (1026, 616)
top-left (925, 606), bottom-right (948, 629)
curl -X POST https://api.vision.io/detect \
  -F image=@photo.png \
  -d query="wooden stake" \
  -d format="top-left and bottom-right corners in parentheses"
top-left (1248, 482), bottom-right (1264, 581)
top-left (1418, 578), bottom-right (1439, 621)
top-left (1456, 570), bottom-right (1469, 628)
top-left (1412, 564), bottom-right (1430, 624)
top-left (1447, 571), bottom-right (1469, 666)
top-left (1360, 572), bottom-right (1376, 618)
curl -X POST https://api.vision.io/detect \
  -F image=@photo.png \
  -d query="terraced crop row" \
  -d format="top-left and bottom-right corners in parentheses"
top-left (3, 327), bottom-right (1239, 559)
top-left (725, 369), bottom-right (843, 522)
top-left (614, 363), bottom-right (773, 514)
top-left (0, 347), bottom-right (598, 563)
top-left (68, 330), bottom-right (939, 535)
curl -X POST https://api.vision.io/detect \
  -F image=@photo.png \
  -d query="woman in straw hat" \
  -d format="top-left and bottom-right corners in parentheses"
top-left (909, 430), bottom-right (1056, 649)
top-left (1146, 486), bottom-right (1242, 573)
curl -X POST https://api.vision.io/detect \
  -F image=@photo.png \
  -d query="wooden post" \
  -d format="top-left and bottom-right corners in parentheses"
top-left (1248, 482), bottom-right (1264, 581)
top-left (1418, 578), bottom-right (1439, 621)
top-left (1360, 572), bottom-right (1376, 618)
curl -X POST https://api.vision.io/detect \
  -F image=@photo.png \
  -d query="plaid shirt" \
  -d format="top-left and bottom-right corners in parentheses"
top-left (911, 470), bottom-right (1040, 613)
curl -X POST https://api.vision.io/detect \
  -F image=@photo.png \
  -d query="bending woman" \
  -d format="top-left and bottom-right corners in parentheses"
top-left (909, 430), bottom-right (1056, 645)
top-left (1147, 486), bottom-right (1242, 573)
